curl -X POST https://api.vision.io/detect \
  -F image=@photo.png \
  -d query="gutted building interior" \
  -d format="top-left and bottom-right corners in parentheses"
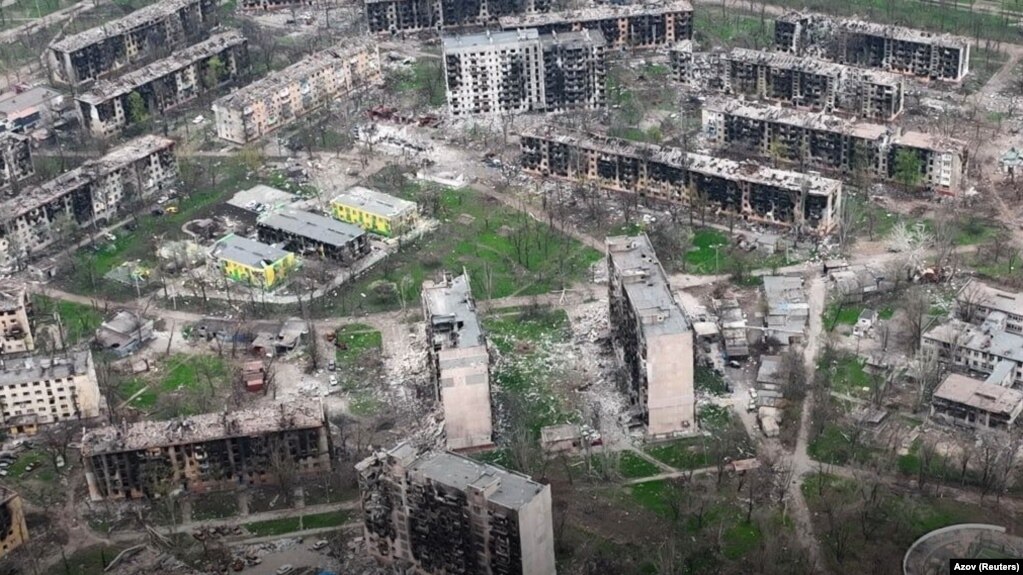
top-left (257, 208), bottom-right (369, 263)
top-left (47, 0), bottom-right (218, 87)
top-left (77, 31), bottom-right (250, 137)
top-left (421, 272), bottom-right (492, 451)
top-left (702, 99), bottom-right (967, 192)
top-left (0, 133), bottom-right (33, 193)
top-left (499, 0), bottom-right (693, 49)
top-left (773, 11), bottom-right (971, 81)
top-left (356, 442), bottom-right (556, 575)
top-left (241, 0), bottom-right (312, 10)
top-left (0, 284), bottom-right (34, 354)
top-left (0, 350), bottom-right (102, 436)
top-left (519, 127), bottom-right (843, 233)
top-left (607, 234), bottom-right (696, 436)
top-left (365, 0), bottom-right (549, 33)
top-left (82, 401), bottom-right (330, 501)
top-left (0, 136), bottom-right (178, 266)
top-left (0, 488), bottom-right (27, 558)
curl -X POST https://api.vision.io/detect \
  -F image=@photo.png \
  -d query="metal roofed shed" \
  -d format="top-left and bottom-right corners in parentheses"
top-left (259, 208), bottom-right (365, 249)
top-left (210, 235), bottom-right (291, 269)
top-left (332, 186), bottom-right (416, 219)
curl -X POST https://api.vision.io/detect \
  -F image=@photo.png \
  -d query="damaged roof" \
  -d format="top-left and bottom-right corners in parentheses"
top-left (779, 10), bottom-right (971, 49)
top-left (422, 273), bottom-right (484, 350)
top-left (0, 350), bottom-right (91, 388)
top-left (725, 47), bottom-right (903, 86)
top-left (606, 234), bottom-right (690, 337)
top-left (332, 186), bottom-right (416, 218)
top-left (934, 373), bottom-right (1023, 416)
top-left (499, 0), bottom-right (693, 29)
top-left (211, 234), bottom-right (291, 268)
top-left (258, 208), bottom-right (365, 248)
top-left (51, 0), bottom-right (208, 53)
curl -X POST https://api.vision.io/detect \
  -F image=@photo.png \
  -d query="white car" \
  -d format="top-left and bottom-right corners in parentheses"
top-left (276, 566), bottom-right (294, 575)
top-left (311, 539), bottom-right (328, 550)
top-left (329, 375), bottom-right (339, 386)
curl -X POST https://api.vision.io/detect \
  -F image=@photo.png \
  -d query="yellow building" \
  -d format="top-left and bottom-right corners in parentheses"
top-left (210, 234), bottom-right (296, 289)
top-left (0, 488), bottom-right (28, 558)
top-left (330, 186), bottom-right (418, 237)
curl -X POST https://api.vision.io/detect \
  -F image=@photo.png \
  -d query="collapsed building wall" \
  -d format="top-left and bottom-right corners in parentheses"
top-left (0, 134), bottom-right (33, 193)
top-left (365, 0), bottom-right (549, 33)
top-left (356, 443), bottom-right (556, 575)
top-left (721, 48), bottom-right (904, 120)
top-left (499, 0), bottom-right (693, 49)
top-left (773, 11), bottom-right (971, 82)
top-left (520, 127), bottom-right (842, 233)
top-left (48, 0), bottom-right (218, 87)
top-left (0, 284), bottom-right (34, 354)
top-left (607, 234), bottom-right (696, 436)
top-left (212, 40), bottom-right (380, 143)
top-left (702, 99), bottom-right (967, 192)
top-left (77, 31), bottom-right (249, 137)
top-left (82, 401), bottom-right (331, 501)
top-left (0, 488), bottom-right (27, 558)
top-left (0, 135), bottom-right (177, 266)
top-left (241, 0), bottom-right (312, 10)
top-left (442, 29), bottom-right (605, 116)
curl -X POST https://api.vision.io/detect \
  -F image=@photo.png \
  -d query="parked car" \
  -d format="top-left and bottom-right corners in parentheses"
top-left (276, 566), bottom-right (294, 575)
top-left (311, 539), bottom-right (328, 550)
top-left (327, 361), bottom-right (336, 372)
top-left (329, 375), bottom-right (339, 386)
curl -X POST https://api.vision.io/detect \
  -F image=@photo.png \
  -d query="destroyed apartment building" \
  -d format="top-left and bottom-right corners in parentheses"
top-left (0, 487), bottom-right (27, 558)
top-left (930, 372), bottom-right (1023, 431)
top-left (520, 127), bottom-right (843, 234)
top-left (0, 350), bottom-right (102, 436)
top-left (0, 133), bottom-right (32, 193)
top-left (0, 135), bottom-right (178, 265)
top-left (365, 0), bottom-right (550, 34)
top-left (607, 234), bottom-right (696, 436)
top-left (212, 40), bottom-right (381, 144)
top-left (702, 99), bottom-right (968, 193)
top-left (47, 0), bottom-right (218, 87)
top-left (0, 284), bottom-right (33, 354)
top-left (422, 272), bottom-right (492, 451)
top-left (498, 0), bottom-right (693, 49)
top-left (669, 40), bottom-right (693, 84)
top-left (256, 207), bottom-right (369, 264)
top-left (356, 443), bottom-right (556, 575)
top-left (241, 0), bottom-right (311, 11)
top-left (81, 401), bottom-right (330, 501)
top-left (721, 48), bottom-right (905, 120)
top-left (76, 31), bottom-right (250, 137)
top-left (774, 11), bottom-right (971, 82)
top-left (442, 29), bottom-right (606, 116)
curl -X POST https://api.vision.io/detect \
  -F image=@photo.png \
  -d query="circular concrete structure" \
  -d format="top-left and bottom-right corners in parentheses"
top-left (904, 524), bottom-right (1023, 575)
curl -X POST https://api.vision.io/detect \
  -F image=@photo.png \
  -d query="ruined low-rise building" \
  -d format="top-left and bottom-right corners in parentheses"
top-left (0, 133), bottom-right (33, 193)
top-left (722, 48), bottom-right (904, 120)
top-left (330, 186), bottom-right (418, 237)
top-left (0, 136), bottom-right (177, 266)
top-left (82, 401), bottom-right (330, 501)
top-left (48, 0), bottom-right (218, 87)
top-left (0, 87), bottom-right (65, 135)
top-left (356, 443), bottom-right (556, 575)
top-left (95, 310), bottom-right (154, 357)
top-left (442, 29), bottom-right (606, 116)
top-left (257, 208), bottom-right (369, 263)
top-left (520, 127), bottom-right (843, 233)
top-left (212, 41), bottom-right (381, 143)
top-left (0, 284), bottom-right (33, 354)
top-left (607, 234), bottom-right (695, 436)
top-left (0, 488), bottom-right (27, 558)
top-left (422, 272), bottom-right (492, 451)
top-left (923, 313), bottom-right (1023, 388)
top-left (365, 0), bottom-right (550, 34)
top-left (0, 350), bottom-right (102, 436)
top-left (499, 0), bottom-right (693, 49)
top-left (931, 373), bottom-right (1023, 430)
top-left (956, 279), bottom-right (1023, 335)
top-left (774, 11), bottom-right (971, 82)
top-left (241, 0), bottom-right (311, 10)
top-left (702, 99), bottom-right (968, 193)
top-left (76, 31), bottom-right (249, 137)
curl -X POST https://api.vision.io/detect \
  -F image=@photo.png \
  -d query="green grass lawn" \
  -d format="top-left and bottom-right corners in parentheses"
top-left (335, 323), bottom-right (383, 365)
top-left (618, 451), bottom-right (661, 479)
top-left (348, 391), bottom-right (381, 416)
top-left (645, 438), bottom-right (712, 470)
top-left (392, 59), bottom-right (446, 107)
top-left (686, 229), bottom-right (733, 274)
top-left (826, 302), bottom-right (895, 329)
top-left (8, 451), bottom-right (52, 481)
top-left (807, 424), bottom-right (873, 465)
top-left (819, 352), bottom-right (871, 396)
top-left (160, 354), bottom-right (229, 392)
top-left (118, 377), bottom-right (158, 409)
top-left (31, 295), bottom-right (104, 346)
top-left (695, 10), bottom-right (774, 48)
top-left (695, 366), bottom-right (729, 396)
top-left (191, 492), bottom-right (239, 521)
top-left (244, 510), bottom-right (349, 536)
top-left (63, 545), bottom-right (128, 575)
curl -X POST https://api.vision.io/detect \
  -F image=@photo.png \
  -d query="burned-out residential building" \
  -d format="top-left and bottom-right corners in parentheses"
top-left (607, 234), bottom-right (696, 436)
top-left (722, 48), bottom-right (905, 120)
top-left (702, 99), bottom-right (968, 193)
top-left (0, 488), bottom-right (27, 558)
top-left (955, 279), bottom-right (1023, 334)
top-left (241, 0), bottom-right (311, 10)
top-left (0, 136), bottom-right (177, 265)
top-left (499, 1), bottom-right (693, 49)
top-left (923, 312), bottom-right (1023, 388)
top-left (0, 133), bottom-right (33, 193)
top-left (0, 350), bottom-right (102, 436)
top-left (0, 284), bottom-right (33, 354)
top-left (257, 208), bottom-right (369, 263)
top-left (76, 31), bottom-right (249, 137)
top-left (365, 0), bottom-right (549, 34)
top-left (212, 41), bottom-right (381, 143)
top-left (82, 401), bottom-right (330, 501)
top-left (422, 272), bottom-right (492, 451)
top-left (520, 127), bottom-right (843, 234)
top-left (442, 29), bottom-right (606, 116)
top-left (669, 40), bottom-right (693, 84)
top-left (931, 373), bottom-right (1023, 430)
top-left (47, 0), bottom-right (218, 87)
top-left (773, 11), bottom-right (971, 82)
top-left (356, 443), bottom-right (556, 575)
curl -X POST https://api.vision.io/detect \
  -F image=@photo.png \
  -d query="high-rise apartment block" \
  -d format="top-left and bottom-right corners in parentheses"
top-left (47, 0), bottom-right (218, 87)
top-left (421, 273), bottom-right (492, 451)
top-left (702, 99), bottom-right (968, 192)
top-left (365, 0), bottom-right (550, 34)
top-left (722, 48), bottom-right (905, 120)
top-left (356, 443), bottom-right (556, 575)
top-left (77, 31), bottom-right (249, 137)
top-left (82, 401), bottom-right (330, 501)
top-left (773, 11), bottom-right (971, 82)
top-left (520, 127), bottom-right (843, 233)
top-left (0, 350), bottom-right (102, 436)
top-left (0, 488), bottom-right (27, 558)
top-left (0, 136), bottom-right (178, 266)
top-left (442, 29), bottom-right (606, 116)
top-left (0, 284), bottom-right (33, 355)
top-left (499, 0), bottom-right (693, 49)
top-left (0, 134), bottom-right (33, 193)
top-left (607, 234), bottom-right (696, 436)
top-left (212, 41), bottom-right (381, 143)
